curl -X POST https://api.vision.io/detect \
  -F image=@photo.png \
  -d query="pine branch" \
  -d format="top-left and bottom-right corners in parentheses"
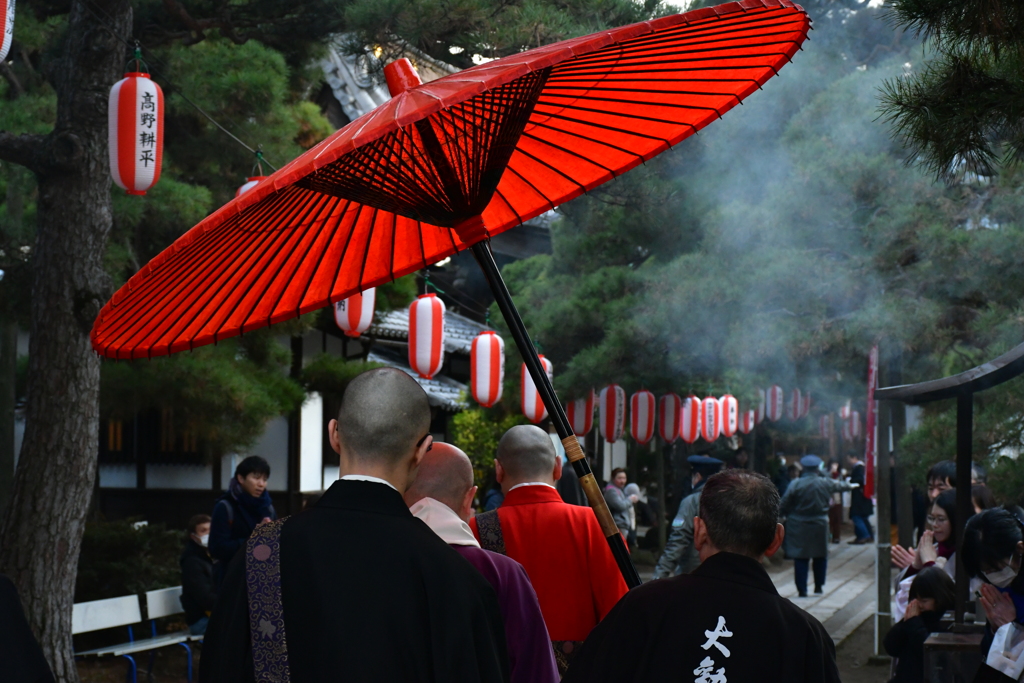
top-left (0, 131), bottom-right (45, 172)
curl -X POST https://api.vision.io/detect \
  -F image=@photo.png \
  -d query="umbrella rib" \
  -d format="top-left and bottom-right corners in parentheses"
top-left (551, 49), bottom-right (803, 76)
top-left (519, 131), bottom-right (618, 177)
top-left (503, 163), bottom-right (558, 213)
top-left (286, 195), bottom-right (354, 317)
top-left (526, 119), bottom-right (644, 160)
top-left (526, 110), bottom-right (673, 145)
top-left (491, 186), bottom-right (525, 226)
top-left (328, 202), bottom-right (365, 301)
top-left (514, 146), bottom-right (589, 194)
top-left (541, 91), bottom-right (724, 113)
top-left (354, 207), bottom-right (380, 298)
top-left (533, 101), bottom-right (697, 130)
top-left (569, 30), bottom-right (808, 68)
top-left (542, 85), bottom-right (755, 98)
top-left (577, 15), bottom-right (805, 56)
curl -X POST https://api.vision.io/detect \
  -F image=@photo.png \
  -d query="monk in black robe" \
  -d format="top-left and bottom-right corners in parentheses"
top-left (200, 368), bottom-right (509, 683)
top-left (563, 470), bottom-right (840, 683)
top-left (0, 574), bottom-right (54, 683)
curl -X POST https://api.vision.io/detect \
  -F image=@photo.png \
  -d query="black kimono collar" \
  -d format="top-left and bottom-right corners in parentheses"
top-left (691, 552), bottom-right (780, 596)
top-left (315, 478), bottom-right (414, 518)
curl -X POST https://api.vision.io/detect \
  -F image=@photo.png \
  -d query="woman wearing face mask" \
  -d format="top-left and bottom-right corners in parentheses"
top-left (963, 507), bottom-right (1024, 646)
top-left (180, 514), bottom-right (218, 636)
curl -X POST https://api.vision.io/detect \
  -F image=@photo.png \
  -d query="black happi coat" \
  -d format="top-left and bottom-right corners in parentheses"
top-left (563, 552), bottom-right (841, 683)
top-left (0, 574), bottom-right (54, 683)
top-left (200, 479), bottom-right (510, 683)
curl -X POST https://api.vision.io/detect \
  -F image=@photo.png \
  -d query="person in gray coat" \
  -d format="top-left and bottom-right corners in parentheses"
top-left (652, 456), bottom-right (724, 579)
top-left (604, 468), bottom-right (636, 540)
top-left (780, 455), bottom-right (858, 597)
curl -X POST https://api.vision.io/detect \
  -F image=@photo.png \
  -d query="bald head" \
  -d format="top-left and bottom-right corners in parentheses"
top-left (497, 425), bottom-right (558, 485)
top-left (335, 368), bottom-right (431, 465)
top-left (404, 443), bottom-right (475, 513)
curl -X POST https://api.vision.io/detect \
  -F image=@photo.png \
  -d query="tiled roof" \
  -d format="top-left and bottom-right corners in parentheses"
top-left (367, 308), bottom-right (493, 355)
top-left (367, 347), bottom-right (468, 412)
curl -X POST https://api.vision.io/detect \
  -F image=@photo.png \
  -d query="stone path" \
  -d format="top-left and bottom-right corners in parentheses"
top-left (768, 542), bottom-right (881, 644)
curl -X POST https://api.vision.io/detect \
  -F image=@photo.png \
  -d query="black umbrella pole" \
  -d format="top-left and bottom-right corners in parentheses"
top-left (471, 241), bottom-right (642, 589)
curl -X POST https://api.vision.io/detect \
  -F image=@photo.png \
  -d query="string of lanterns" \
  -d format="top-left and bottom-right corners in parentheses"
top-left (108, 50), bottom-right (164, 196)
top-left (1, 0), bottom-right (14, 63)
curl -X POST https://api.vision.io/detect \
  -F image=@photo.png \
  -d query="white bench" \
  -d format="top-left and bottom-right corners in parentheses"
top-left (73, 586), bottom-right (202, 682)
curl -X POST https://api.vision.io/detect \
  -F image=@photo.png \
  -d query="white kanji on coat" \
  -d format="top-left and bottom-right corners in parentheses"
top-left (693, 656), bottom-right (728, 683)
top-left (702, 616), bottom-right (734, 658)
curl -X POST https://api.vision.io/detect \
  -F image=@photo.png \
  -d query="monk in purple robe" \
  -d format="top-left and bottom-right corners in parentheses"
top-left (405, 443), bottom-right (559, 683)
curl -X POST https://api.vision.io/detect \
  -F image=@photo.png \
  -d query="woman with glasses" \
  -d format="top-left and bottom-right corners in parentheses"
top-left (891, 489), bottom-right (960, 621)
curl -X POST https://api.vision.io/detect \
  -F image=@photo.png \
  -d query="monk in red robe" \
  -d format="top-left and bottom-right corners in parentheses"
top-left (470, 425), bottom-right (628, 674)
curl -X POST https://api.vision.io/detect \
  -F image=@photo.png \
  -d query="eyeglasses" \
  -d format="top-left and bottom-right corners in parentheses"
top-left (927, 515), bottom-right (949, 526)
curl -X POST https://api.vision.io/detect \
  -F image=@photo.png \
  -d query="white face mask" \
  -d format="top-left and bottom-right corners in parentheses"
top-left (984, 560), bottom-right (1018, 588)
top-left (196, 534), bottom-right (209, 548)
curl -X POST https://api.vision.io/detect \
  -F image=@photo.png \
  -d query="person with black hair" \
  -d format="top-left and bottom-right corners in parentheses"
top-left (209, 455), bottom-right (276, 587)
top-left (562, 470), bottom-right (841, 683)
top-left (973, 485), bottom-right (997, 514)
top-left (893, 489), bottom-right (957, 579)
top-left (962, 508), bottom-right (1024, 638)
top-left (181, 514), bottom-right (217, 636)
top-left (652, 455), bottom-right (724, 579)
top-left (884, 567), bottom-right (955, 683)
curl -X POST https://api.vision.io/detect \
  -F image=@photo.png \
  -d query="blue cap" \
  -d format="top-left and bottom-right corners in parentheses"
top-left (688, 455), bottom-right (724, 468)
top-left (801, 455), bottom-right (823, 469)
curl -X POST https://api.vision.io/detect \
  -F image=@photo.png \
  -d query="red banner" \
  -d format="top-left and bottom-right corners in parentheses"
top-left (864, 345), bottom-right (878, 497)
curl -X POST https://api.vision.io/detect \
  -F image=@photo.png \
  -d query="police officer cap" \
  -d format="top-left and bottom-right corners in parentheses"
top-left (800, 455), bottom-right (823, 469)
top-left (687, 455), bottom-right (724, 468)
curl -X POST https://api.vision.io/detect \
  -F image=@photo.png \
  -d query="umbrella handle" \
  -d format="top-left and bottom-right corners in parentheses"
top-left (471, 241), bottom-right (642, 589)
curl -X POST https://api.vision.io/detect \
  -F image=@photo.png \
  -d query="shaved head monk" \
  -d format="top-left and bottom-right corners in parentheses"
top-left (404, 443), bottom-right (558, 683)
top-left (470, 425), bottom-right (628, 675)
top-left (201, 368), bottom-right (509, 683)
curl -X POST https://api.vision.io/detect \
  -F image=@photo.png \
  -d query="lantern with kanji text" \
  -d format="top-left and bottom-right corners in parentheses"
top-left (566, 390), bottom-right (595, 437)
top-left (333, 288), bottom-right (375, 338)
top-left (630, 390), bottom-right (656, 445)
top-left (109, 71), bottom-right (163, 195)
top-left (659, 394), bottom-right (681, 443)
top-left (599, 384), bottom-right (626, 443)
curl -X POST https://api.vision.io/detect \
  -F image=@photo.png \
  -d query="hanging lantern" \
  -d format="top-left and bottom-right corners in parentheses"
top-left (566, 390), bottom-right (595, 437)
top-left (1, 0), bottom-right (14, 62)
top-left (521, 356), bottom-right (553, 423)
top-left (819, 414), bottom-right (831, 440)
top-left (109, 70), bottom-right (164, 196)
top-left (700, 396), bottom-right (721, 442)
top-left (801, 391), bottom-right (812, 418)
top-left (680, 395), bottom-right (702, 444)
top-left (755, 388), bottom-right (766, 424)
top-left (236, 176), bottom-right (267, 197)
top-left (333, 288), bottom-right (376, 338)
top-left (740, 409), bottom-right (756, 434)
top-left (839, 401), bottom-right (852, 420)
top-left (766, 385), bottom-right (785, 421)
top-left (849, 410), bottom-right (862, 439)
top-left (470, 331), bottom-right (504, 408)
top-left (630, 390), bottom-right (656, 445)
top-left (720, 394), bottom-right (739, 438)
top-left (658, 393), bottom-right (681, 444)
top-left (788, 388), bottom-right (803, 421)
top-left (841, 416), bottom-right (853, 442)
top-left (408, 293), bottom-right (445, 379)
top-left (599, 384), bottom-right (626, 443)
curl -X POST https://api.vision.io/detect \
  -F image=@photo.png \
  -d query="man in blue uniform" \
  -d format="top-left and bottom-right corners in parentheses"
top-left (652, 455), bottom-right (724, 579)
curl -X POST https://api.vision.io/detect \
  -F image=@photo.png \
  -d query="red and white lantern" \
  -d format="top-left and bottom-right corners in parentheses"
top-left (408, 293), bottom-right (445, 379)
top-left (720, 394), bottom-right (739, 438)
top-left (680, 395), bottom-right (702, 444)
top-left (1, 0), bottom-right (14, 62)
top-left (701, 397), bottom-right (721, 442)
top-left (740, 409), bottom-right (756, 434)
top-left (630, 390), bottom-right (656, 445)
top-left (520, 356), bottom-right (553, 423)
top-left (766, 385), bottom-right (785, 421)
top-left (788, 388), bottom-right (803, 421)
top-left (599, 384), bottom-right (626, 443)
top-left (658, 394), bottom-right (682, 443)
top-left (566, 390), bottom-right (595, 437)
top-left (109, 71), bottom-right (164, 195)
top-left (801, 392), bottom-right (812, 418)
top-left (839, 401), bottom-right (852, 420)
top-left (849, 410), bottom-right (861, 439)
top-left (236, 176), bottom-right (267, 197)
top-left (333, 288), bottom-right (375, 338)
top-left (470, 331), bottom-right (504, 408)
top-left (755, 388), bottom-right (766, 424)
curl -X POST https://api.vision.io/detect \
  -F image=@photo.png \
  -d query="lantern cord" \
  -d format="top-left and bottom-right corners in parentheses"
top-left (252, 149), bottom-right (267, 176)
top-left (78, 0), bottom-right (278, 171)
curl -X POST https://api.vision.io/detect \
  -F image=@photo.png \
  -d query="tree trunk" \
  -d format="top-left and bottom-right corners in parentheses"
top-left (0, 1), bottom-right (131, 680)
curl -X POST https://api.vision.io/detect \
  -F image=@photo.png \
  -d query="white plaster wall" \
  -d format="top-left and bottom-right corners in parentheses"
top-left (146, 464), bottom-right (213, 489)
top-left (299, 393), bottom-right (324, 492)
top-left (602, 439), bottom-right (627, 481)
top-left (99, 464), bottom-right (137, 488)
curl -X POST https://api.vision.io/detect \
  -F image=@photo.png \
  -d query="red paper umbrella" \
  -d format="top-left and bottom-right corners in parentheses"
top-left (740, 409), bottom-right (756, 434)
top-left (91, 0), bottom-right (809, 588)
top-left (470, 331), bottom-right (505, 408)
top-left (658, 393), bottom-right (682, 443)
top-left (701, 396), bottom-right (721, 441)
top-left (566, 390), bottom-right (595, 437)
top-left (521, 355), bottom-right (554, 423)
top-left (408, 293), bottom-right (445, 379)
top-left (720, 394), bottom-right (739, 437)
top-left (755, 388), bottom-right (766, 424)
top-left (788, 388), bottom-right (802, 421)
top-left (599, 385), bottom-right (626, 443)
top-left (766, 385), bottom-right (785, 421)
top-left (630, 390), bottom-right (656, 445)
top-left (333, 288), bottom-right (375, 338)
top-left (680, 395), bottom-right (702, 444)
top-left (236, 176), bottom-right (267, 198)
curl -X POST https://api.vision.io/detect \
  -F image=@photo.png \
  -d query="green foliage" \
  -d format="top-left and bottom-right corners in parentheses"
top-left (300, 354), bottom-right (384, 403)
top-left (450, 408), bottom-right (526, 489)
top-left (75, 519), bottom-right (183, 603)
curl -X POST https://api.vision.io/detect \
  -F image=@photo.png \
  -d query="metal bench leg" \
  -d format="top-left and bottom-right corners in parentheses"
top-left (146, 649), bottom-right (157, 682)
top-left (178, 642), bottom-right (194, 682)
top-left (121, 654), bottom-right (137, 683)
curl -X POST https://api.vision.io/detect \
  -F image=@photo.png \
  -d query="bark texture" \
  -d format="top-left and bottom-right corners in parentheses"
top-left (0, 2), bottom-right (131, 681)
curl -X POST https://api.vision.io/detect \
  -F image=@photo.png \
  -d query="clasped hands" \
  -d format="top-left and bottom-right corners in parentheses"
top-left (891, 530), bottom-right (938, 570)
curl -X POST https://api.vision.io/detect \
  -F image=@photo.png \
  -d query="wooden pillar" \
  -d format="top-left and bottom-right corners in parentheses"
top-left (954, 393), bottom-right (973, 623)
top-left (875, 399), bottom-right (893, 654)
top-left (657, 442), bottom-right (669, 550)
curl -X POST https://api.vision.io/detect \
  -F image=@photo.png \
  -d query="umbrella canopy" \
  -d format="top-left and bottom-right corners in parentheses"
top-left (91, 0), bottom-right (810, 358)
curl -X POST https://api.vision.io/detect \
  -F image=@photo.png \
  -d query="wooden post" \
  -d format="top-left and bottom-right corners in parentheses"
top-left (954, 393), bottom-right (973, 623)
top-left (657, 442), bottom-right (669, 550)
top-left (875, 399), bottom-right (892, 654)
